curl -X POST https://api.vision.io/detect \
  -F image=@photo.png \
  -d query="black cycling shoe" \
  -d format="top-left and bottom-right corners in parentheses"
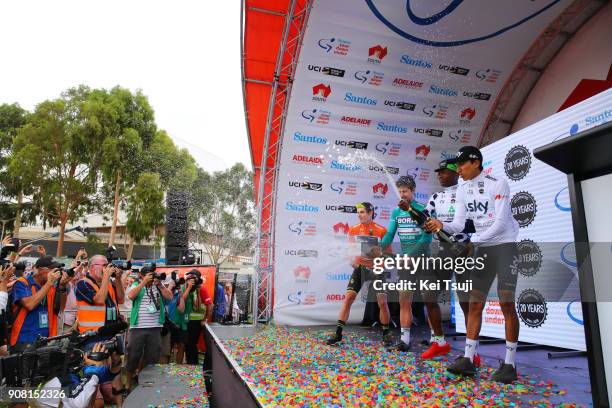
top-left (492, 362), bottom-right (518, 383)
top-left (447, 356), bottom-right (477, 376)
top-left (395, 341), bottom-right (411, 352)
top-left (382, 333), bottom-right (393, 348)
top-left (326, 334), bottom-right (343, 345)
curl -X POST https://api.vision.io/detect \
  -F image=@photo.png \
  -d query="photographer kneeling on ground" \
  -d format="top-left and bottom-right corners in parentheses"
top-left (126, 266), bottom-right (173, 389)
top-left (10, 256), bottom-right (70, 353)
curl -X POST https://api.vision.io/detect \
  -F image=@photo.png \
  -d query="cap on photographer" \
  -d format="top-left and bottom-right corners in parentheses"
top-left (75, 255), bottom-right (125, 339)
top-left (125, 264), bottom-right (173, 389)
top-left (10, 255), bottom-right (70, 352)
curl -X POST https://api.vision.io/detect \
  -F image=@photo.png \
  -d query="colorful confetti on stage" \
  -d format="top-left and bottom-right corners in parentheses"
top-left (146, 364), bottom-right (209, 408)
top-left (224, 326), bottom-right (586, 407)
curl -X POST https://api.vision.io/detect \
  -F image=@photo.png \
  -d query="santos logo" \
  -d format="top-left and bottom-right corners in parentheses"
top-left (293, 131), bottom-right (327, 144)
top-left (344, 92), bottom-right (378, 105)
top-left (399, 55), bottom-right (432, 69)
top-left (326, 272), bottom-right (351, 281)
top-left (377, 122), bottom-right (407, 133)
top-left (429, 85), bottom-right (458, 97)
top-left (286, 201), bottom-right (319, 212)
top-left (331, 160), bottom-right (362, 172)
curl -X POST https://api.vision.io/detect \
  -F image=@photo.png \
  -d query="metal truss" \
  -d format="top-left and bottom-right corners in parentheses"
top-left (478, 0), bottom-right (604, 147)
top-left (248, 0), bottom-right (313, 323)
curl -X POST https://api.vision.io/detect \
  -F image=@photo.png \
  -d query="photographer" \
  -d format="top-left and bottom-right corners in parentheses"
top-left (0, 264), bottom-right (15, 314)
top-left (167, 275), bottom-right (196, 364)
top-left (125, 266), bottom-right (172, 389)
top-left (59, 249), bottom-right (88, 334)
top-left (10, 256), bottom-right (70, 352)
top-left (75, 255), bottom-right (125, 344)
top-left (184, 269), bottom-right (212, 365)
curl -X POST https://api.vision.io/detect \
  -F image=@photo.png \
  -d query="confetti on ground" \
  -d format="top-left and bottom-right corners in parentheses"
top-left (223, 326), bottom-right (587, 407)
top-left (146, 364), bottom-right (209, 408)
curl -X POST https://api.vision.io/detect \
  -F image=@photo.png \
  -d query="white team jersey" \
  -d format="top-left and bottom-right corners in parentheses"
top-left (443, 172), bottom-right (518, 246)
top-left (426, 185), bottom-right (471, 243)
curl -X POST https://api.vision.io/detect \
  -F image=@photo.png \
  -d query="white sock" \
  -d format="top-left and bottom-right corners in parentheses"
top-left (401, 327), bottom-right (410, 344)
top-left (433, 335), bottom-right (447, 346)
top-left (505, 341), bottom-right (518, 367)
top-left (464, 338), bottom-right (478, 362)
top-left (429, 331), bottom-right (435, 344)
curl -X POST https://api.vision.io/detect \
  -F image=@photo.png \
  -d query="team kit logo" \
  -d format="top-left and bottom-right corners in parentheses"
top-left (301, 109), bottom-right (331, 125)
top-left (511, 191), bottom-right (537, 227)
top-left (318, 37), bottom-right (351, 55)
top-left (505, 145), bottom-right (532, 181)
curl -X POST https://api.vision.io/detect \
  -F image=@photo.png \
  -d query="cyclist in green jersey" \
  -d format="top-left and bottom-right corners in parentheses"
top-left (380, 175), bottom-right (432, 351)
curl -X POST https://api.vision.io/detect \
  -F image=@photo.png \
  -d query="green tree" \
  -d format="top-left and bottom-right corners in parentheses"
top-left (125, 172), bottom-right (165, 258)
top-left (9, 86), bottom-right (110, 255)
top-left (190, 163), bottom-right (255, 265)
top-left (101, 87), bottom-right (156, 247)
top-left (0, 103), bottom-right (36, 235)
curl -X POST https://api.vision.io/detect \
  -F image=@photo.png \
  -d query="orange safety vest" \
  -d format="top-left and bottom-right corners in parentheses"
top-left (10, 277), bottom-right (58, 346)
top-left (76, 277), bottom-right (118, 333)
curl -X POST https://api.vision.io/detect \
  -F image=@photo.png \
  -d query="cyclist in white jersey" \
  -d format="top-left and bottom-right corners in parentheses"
top-left (425, 146), bottom-right (520, 383)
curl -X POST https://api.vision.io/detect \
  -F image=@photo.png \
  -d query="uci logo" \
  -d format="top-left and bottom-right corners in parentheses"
top-left (365, 0), bottom-right (564, 47)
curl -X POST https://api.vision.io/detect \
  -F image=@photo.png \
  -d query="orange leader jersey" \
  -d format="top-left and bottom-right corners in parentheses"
top-left (348, 222), bottom-right (389, 269)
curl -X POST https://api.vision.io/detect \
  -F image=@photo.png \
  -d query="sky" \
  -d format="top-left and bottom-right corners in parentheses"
top-left (0, 0), bottom-right (251, 172)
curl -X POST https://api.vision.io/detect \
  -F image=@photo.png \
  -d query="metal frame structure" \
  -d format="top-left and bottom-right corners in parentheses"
top-left (242, 0), bottom-right (313, 323)
top-left (478, 0), bottom-right (605, 147)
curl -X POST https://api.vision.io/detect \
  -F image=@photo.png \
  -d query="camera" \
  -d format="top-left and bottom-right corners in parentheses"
top-left (140, 262), bottom-right (166, 281)
top-left (185, 271), bottom-right (203, 291)
top-left (111, 259), bottom-right (132, 270)
top-left (87, 335), bottom-right (125, 362)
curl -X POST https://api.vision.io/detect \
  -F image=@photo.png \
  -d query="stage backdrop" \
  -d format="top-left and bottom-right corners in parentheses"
top-left (273, 0), bottom-right (576, 325)
top-left (452, 89), bottom-right (612, 351)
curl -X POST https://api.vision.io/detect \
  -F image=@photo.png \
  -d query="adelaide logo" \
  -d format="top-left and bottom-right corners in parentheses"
top-left (511, 191), bottom-right (537, 228)
top-left (515, 239), bottom-right (542, 277)
top-left (505, 145), bottom-right (531, 181)
top-left (517, 288), bottom-right (548, 328)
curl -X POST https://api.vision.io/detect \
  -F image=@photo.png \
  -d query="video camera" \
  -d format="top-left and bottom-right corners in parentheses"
top-left (0, 321), bottom-right (127, 387)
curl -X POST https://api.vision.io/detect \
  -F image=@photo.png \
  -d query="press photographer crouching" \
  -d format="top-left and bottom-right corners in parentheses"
top-left (10, 256), bottom-right (70, 353)
top-left (125, 264), bottom-right (172, 390)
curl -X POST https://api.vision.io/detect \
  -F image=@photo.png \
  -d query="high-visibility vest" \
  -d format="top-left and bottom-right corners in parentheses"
top-left (10, 277), bottom-right (58, 346)
top-left (76, 278), bottom-right (118, 333)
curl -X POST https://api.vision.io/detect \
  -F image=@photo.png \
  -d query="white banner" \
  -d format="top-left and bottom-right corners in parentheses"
top-left (454, 89), bottom-right (612, 351)
top-left (273, 0), bottom-right (575, 326)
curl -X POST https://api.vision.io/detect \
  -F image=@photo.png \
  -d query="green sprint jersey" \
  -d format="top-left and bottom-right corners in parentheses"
top-left (381, 201), bottom-right (433, 256)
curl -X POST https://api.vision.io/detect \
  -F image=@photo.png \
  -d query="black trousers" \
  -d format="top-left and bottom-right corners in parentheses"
top-left (186, 319), bottom-right (202, 364)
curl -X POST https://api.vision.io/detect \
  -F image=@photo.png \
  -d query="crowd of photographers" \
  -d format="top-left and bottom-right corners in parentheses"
top-left (0, 236), bottom-right (213, 407)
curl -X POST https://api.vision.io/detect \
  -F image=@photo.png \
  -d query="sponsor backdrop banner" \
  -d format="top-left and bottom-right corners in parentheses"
top-left (454, 89), bottom-right (612, 351)
top-left (273, 0), bottom-right (576, 326)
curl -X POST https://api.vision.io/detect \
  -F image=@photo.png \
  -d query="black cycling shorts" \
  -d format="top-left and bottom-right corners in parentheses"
top-left (468, 242), bottom-right (519, 298)
top-left (346, 265), bottom-right (387, 295)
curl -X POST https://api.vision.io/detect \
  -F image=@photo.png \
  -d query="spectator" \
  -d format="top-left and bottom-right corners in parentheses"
top-left (224, 282), bottom-right (241, 323)
top-left (0, 264), bottom-right (15, 314)
top-left (75, 255), bottom-right (125, 343)
top-left (10, 256), bottom-right (70, 352)
top-left (125, 267), bottom-right (173, 389)
top-left (185, 270), bottom-right (213, 365)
